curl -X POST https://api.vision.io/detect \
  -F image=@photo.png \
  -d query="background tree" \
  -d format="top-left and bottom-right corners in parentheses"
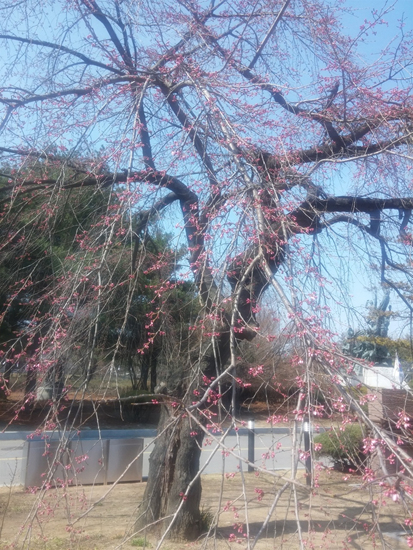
top-left (0, 154), bottom-right (112, 400)
top-left (0, 0), bottom-right (413, 544)
top-left (0, 157), bottom-right (196, 402)
top-left (104, 230), bottom-right (197, 393)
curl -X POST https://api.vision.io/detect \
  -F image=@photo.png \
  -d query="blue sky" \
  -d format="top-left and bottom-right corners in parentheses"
top-left (0, 0), bottom-right (412, 341)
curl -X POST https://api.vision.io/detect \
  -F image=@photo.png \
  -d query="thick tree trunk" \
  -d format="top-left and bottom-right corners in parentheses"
top-left (136, 329), bottom-right (231, 539)
top-left (140, 351), bottom-right (158, 392)
top-left (128, 354), bottom-right (140, 390)
top-left (136, 405), bottom-right (204, 539)
top-left (0, 362), bottom-right (13, 400)
top-left (150, 356), bottom-right (157, 394)
top-left (139, 355), bottom-right (150, 391)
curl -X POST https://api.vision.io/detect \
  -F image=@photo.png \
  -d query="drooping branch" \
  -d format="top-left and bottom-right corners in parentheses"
top-left (190, 17), bottom-right (350, 146)
top-left (247, 0), bottom-right (291, 70)
top-left (160, 85), bottom-right (220, 189)
top-left (184, 15), bottom-right (413, 163)
top-left (0, 34), bottom-right (125, 75)
top-left (149, 1), bottom-right (224, 72)
top-left (0, 75), bottom-right (146, 109)
top-left (379, 240), bottom-right (413, 313)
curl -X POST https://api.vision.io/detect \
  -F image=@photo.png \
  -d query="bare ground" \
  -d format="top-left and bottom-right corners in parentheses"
top-left (0, 386), bottom-right (407, 549)
top-left (0, 469), bottom-right (410, 550)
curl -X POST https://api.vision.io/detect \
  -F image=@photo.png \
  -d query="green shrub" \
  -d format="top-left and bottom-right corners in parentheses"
top-left (314, 424), bottom-right (366, 471)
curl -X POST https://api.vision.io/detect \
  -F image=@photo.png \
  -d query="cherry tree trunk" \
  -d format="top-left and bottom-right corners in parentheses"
top-left (136, 329), bottom-right (231, 539)
top-left (136, 405), bottom-right (204, 539)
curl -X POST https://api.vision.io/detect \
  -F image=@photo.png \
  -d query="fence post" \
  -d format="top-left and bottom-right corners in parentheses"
top-left (248, 419), bottom-right (255, 472)
top-left (303, 417), bottom-right (312, 486)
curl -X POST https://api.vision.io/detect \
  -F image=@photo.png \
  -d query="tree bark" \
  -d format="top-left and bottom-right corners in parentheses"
top-left (139, 350), bottom-right (158, 393)
top-left (136, 405), bottom-right (204, 539)
top-left (0, 362), bottom-right (13, 400)
top-left (136, 328), bottom-right (231, 539)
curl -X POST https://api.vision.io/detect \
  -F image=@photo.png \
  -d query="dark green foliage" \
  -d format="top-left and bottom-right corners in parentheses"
top-left (0, 156), bottom-right (110, 343)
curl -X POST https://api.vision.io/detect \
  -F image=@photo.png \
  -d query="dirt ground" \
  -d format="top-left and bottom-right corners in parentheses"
top-left (0, 469), bottom-right (410, 550)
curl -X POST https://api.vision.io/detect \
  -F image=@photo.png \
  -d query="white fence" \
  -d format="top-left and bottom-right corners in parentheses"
top-left (24, 437), bottom-right (143, 488)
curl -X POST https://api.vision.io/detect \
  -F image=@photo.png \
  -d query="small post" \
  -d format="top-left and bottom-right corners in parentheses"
top-left (303, 417), bottom-right (311, 486)
top-left (248, 419), bottom-right (255, 472)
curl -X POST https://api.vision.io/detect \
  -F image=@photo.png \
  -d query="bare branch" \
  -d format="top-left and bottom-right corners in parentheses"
top-left (0, 34), bottom-right (124, 75)
top-left (248, 0), bottom-right (291, 70)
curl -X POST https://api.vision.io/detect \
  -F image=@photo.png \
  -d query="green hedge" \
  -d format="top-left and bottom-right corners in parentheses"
top-left (314, 424), bottom-right (366, 470)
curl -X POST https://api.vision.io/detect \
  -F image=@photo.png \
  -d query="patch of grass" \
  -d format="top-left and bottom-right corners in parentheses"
top-left (131, 538), bottom-right (151, 548)
top-left (200, 505), bottom-right (214, 533)
top-left (39, 537), bottom-right (69, 550)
